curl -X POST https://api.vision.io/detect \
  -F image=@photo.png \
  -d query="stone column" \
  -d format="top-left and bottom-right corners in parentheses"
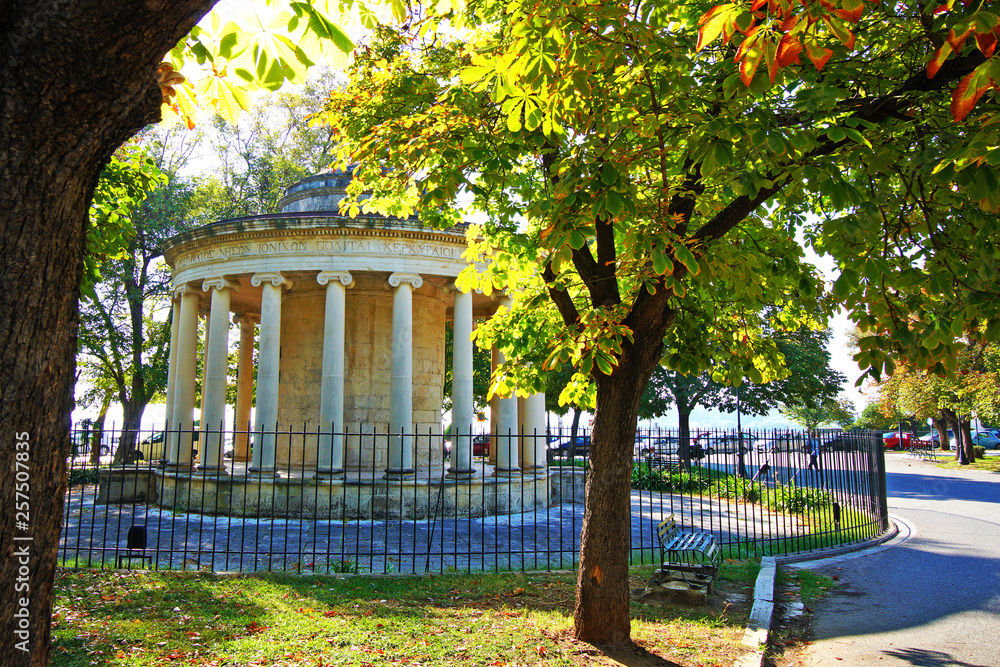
top-left (385, 272), bottom-right (422, 479)
top-left (489, 346), bottom-right (500, 466)
top-left (232, 313), bottom-right (256, 463)
top-left (448, 288), bottom-right (476, 478)
top-left (493, 363), bottom-right (519, 477)
top-left (197, 278), bottom-right (238, 474)
top-left (249, 271), bottom-right (291, 476)
top-left (166, 285), bottom-right (201, 470)
top-left (316, 271), bottom-right (353, 478)
top-left (198, 306), bottom-right (210, 441)
top-left (164, 295), bottom-right (182, 457)
top-left (519, 392), bottom-right (547, 475)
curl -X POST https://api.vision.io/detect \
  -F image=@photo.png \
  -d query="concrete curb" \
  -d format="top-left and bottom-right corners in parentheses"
top-left (733, 520), bottom-right (903, 667)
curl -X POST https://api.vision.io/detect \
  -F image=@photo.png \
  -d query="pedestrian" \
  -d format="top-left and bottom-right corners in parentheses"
top-left (807, 431), bottom-right (822, 471)
top-left (753, 443), bottom-right (773, 482)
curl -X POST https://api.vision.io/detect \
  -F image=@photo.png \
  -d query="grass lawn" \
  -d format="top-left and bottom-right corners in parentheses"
top-left (935, 452), bottom-right (1000, 472)
top-left (51, 562), bottom-right (760, 667)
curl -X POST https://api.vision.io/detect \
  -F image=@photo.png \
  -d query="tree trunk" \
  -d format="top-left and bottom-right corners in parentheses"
top-left (941, 409), bottom-right (967, 464)
top-left (933, 415), bottom-right (949, 451)
top-left (960, 418), bottom-right (975, 463)
top-left (574, 347), bottom-right (658, 645)
top-left (112, 402), bottom-right (146, 465)
top-left (89, 393), bottom-right (114, 466)
top-left (0, 2), bottom-right (217, 663)
top-left (676, 403), bottom-right (693, 471)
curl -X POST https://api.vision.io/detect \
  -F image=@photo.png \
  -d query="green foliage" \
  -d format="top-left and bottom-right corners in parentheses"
top-left (164, 2), bottom-right (365, 127)
top-left (189, 75), bottom-right (341, 221)
top-left (631, 463), bottom-right (712, 493)
top-left (84, 143), bottom-right (167, 299)
top-left (632, 464), bottom-right (832, 515)
top-left (782, 396), bottom-right (856, 430)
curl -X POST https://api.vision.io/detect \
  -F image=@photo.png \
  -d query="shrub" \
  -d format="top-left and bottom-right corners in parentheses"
top-left (973, 445), bottom-right (986, 459)
top-left (67, 467), bottom-right (100, 487)
top-left (631, 462), bottom-right (712, 493)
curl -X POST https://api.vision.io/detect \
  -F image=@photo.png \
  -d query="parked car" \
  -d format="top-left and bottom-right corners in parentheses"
top-left (636, 437), bottom-right (710, 460)
top-left (472, 434), bottom-right (490, 457)
top-left (972, 431), bottom-right (1000, 449)
top-left (139, 430), bottom-right (200, 461)
top-left (701, 432), bottom-right (756, 453)
top-left (930, 429), bottom-right (954, 448)
top-left (951, 430), bottom-right (1000, 450)
top-left (549, 435), bottom-right (590, 460)
top-left (637, 436), bottom-right (678, 459)
top-left (882, 431), bottom-right (922, 449)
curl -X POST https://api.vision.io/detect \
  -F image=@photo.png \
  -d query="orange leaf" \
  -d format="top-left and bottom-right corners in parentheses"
top-left (776, 34), bottom-right (804, 68)
top-left (697, 4), bottom-right (741, 51)
top-left (947, 23), bottom-right (975, 51)
top-left (975, 31), bottom-right (997, 58)
top-left (834, 0), bottom-right (864, 23)
top-left (927, 42), bottom-right (954, 79)
top-left (951, 65), bottom-right (996, 121)
top-left (804, 38), bottom-right (832, 71)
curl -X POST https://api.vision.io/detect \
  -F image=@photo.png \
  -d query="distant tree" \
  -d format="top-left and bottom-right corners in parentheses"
top-left (190, 74), bottom-right (341, 221)
top-left (639, 326), bottom-right (845, 468)
top-left (783, 396), bottom-right (856, 430)
top-left (77, 136), bottom-right (188, 463)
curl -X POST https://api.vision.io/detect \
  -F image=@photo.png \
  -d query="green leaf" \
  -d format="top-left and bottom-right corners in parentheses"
top-left (651, 247), bottom-right (668, 275)
top-left (673, 244), bottom-right (700, 275)
top-left (605, 191), bottom-right (624, 216)
top-left (601, 163), bottom-right (618, 186)
top-left (461, 66), bottom-right (493, 85)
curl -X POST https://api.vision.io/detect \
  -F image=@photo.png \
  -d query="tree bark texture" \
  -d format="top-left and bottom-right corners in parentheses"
top-left (0, 2), bottom-right (217, 664)
top-left (573, 338), bottom-right (661, 645)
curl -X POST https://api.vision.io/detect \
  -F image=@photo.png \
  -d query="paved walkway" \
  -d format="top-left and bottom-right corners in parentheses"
top-left (60, 474), bottom-right (831, 574)
top-left (779, 452), bottom-right (1000, 666)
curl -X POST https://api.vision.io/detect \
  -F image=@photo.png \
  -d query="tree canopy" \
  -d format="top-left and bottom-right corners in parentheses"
top-left (317, 0), bottom-right (1000, 644)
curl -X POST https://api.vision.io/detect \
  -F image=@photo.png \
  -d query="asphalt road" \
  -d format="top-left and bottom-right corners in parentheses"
top-left (779, 451), bottom-right (1000, 666)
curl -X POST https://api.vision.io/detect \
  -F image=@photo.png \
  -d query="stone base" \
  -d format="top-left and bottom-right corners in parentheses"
top-left (636, 567), bottom-right (713, 605)
top-left (100, 468), bottom-right (554, 519)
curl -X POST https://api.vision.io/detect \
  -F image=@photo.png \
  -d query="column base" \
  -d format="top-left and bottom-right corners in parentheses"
top-left (161, 463), bottom-right (195, 474)
top-left (194, 465), bottom-right (229, 477)
top-left (313, 469), bottom-right (346, 481)
top-left (246, 468), bottom-right (279, 479)
top-left (519, 465), bottom-right (547, 477)
top-left (382, 468), bottom-right (416, 480)
top-left (493, 467), bottom-right (521, 478)
top-left (446, 467), bottom-right (477, 479)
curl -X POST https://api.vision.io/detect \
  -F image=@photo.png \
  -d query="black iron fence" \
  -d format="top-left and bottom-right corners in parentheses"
top-left (61, 424), bottom-right (889, 573)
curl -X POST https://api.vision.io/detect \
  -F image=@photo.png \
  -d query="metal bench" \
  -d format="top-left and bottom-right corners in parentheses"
top-left (656, 515), bottom-right (721, 590)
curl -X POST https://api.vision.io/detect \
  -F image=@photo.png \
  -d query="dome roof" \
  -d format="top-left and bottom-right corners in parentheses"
top-left (276, 166), bottom-right (357, 214)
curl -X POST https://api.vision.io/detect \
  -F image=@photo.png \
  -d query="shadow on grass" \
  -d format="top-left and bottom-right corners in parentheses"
top-left (52, 567), bottom-right (753, 667)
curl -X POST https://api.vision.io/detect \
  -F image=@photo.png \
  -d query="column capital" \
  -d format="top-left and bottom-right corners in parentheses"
top-left (444, 281), bottom-right (482, 295)
top-left (388, 272), bottom-right (422, 290)
top-left (202, 277), bottom-right (240, 293)
top-left (232, 312), bottom-right (259, 326)
top-left (251, 272), bottom-right (292, 289)
top-left (317, 270), bottom-right (355, 288)
top-left (173, 284), bottom-right (202, 300)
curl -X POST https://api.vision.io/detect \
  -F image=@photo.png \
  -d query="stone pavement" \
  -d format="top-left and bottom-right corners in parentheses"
top-left (60, 480), bottom-right (822, 575)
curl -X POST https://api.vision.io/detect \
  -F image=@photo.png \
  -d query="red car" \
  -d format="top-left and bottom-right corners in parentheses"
top-left (883, 432), bottom-right (918, 449)
top-left (472, 434), bottom-right (490, 457)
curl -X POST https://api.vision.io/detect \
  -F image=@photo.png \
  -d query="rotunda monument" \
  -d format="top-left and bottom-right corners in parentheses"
top-left (151, 169), bottom-right (550, 519)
